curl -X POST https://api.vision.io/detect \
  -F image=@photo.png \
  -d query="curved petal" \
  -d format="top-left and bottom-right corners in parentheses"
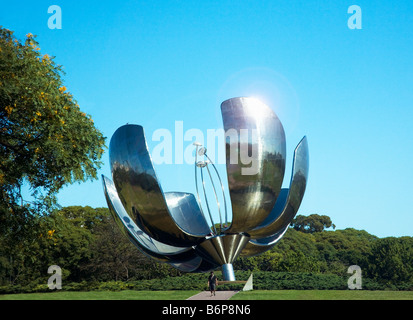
top-left (109, 124), bottom-right (208, 247)
top-left (251, 188), bottom-right (289, 230)
top-left (248, 136), bottom-right (309, 239)
top-left (240, 225), bottom-right (289, 257)
top-left (164, 192), bottom-right (211, 237)
top-left (221, 97), bottom-right (286, 233)
top-left (102, 175), bottom-right (199, 264)
top-left (169, 258), bottom-right (219, 273)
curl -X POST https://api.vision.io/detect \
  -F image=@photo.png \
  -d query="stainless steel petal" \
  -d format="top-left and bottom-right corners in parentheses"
top-left (102, 175), bottom-right (200, 264)
top-left (221, 97), bottom-right (286, 233)
top-left (248, 136), bottom-right (309, 239)
top-left (169, 259), bottom-right (219, 273)
top-left (251, 188), bottom-right (289, 230)
top-left (109, 124), bottom-right (208, 247)
top-left (164, 192), bottom-right (211, 236)
top-left (240, 226), bottom-right (289, 257)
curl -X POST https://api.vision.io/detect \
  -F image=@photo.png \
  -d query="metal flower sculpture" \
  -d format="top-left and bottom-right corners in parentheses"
top-left (102, 97), bottom-right (309, 281)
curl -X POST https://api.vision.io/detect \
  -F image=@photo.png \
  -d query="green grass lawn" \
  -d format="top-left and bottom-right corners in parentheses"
top-left (1, 290), bottom-right (412, 300)
top-left (231, 290), bottom-right (413, 300)
top-left (0, 290), bottom-right (199, 300)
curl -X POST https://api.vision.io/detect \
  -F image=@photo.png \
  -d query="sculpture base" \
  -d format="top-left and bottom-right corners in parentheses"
top-left (222, 263), bottom-right (236, 281)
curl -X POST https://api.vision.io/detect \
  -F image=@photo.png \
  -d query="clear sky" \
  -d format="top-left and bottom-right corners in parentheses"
top-left (2, 0), bottom-right (412, 238)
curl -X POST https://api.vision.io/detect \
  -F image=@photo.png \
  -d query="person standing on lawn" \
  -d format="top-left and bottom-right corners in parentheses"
top-left (207, 271), bottom-right (218, 296)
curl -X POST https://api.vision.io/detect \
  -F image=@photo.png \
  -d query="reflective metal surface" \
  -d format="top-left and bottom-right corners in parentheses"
top-left (169, 259), bottom-right (217, 273)
top-left (194, 143), bottom-right (229, 235)
top-left (103, 175), bottom-right (218, 273)
top-left (164, 192), bottom-right (211, 237)
top-left (103, 176), bottom-right (193, 260)
top-left (109, 125), bottom-right (209, 247)
top-left (241, 226), bottom-right (289, 257)
top-left (221, 97), bottom-right (286, 233)
top-left (102, 97), bottom-right (309, 281)
top-left (248, 136), bottom-right (309, 239)
top-left (195, 233), bottom-right (250, 266)
top-left (222, 264), bottom-right (236, 282)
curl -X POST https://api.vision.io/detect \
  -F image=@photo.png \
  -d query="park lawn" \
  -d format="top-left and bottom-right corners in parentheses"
top-left (0, 290), bottom-right (199, 300)
top-left (231, 290), bottom-right (413, 300)
top-left (2, 290), bottom-right (413, 300)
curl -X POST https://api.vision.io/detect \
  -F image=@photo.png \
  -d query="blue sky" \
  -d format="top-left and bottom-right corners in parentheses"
top-left (2, 0), bottom-right (412, 238)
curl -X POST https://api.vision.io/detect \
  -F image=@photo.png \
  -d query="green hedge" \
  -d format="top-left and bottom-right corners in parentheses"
top-left (1, 271), bottom-right (412, 294)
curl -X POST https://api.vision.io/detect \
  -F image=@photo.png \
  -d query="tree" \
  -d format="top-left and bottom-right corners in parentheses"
top-left (366, 237), bottom-right (413, 283)
top-left (84, 214), bottom-right (149, 281)
top-left (314, 228), bottom-right (376, 273)
top-left (44, 207), bottom-right (105, 282)
top-left (291, 214), bottom-right (335, 233)
top-left (0, 27), bottom-right (106, 237)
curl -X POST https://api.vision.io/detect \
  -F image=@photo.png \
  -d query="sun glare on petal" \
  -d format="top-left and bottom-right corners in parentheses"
top-left (244, 96), bottom-right (271, 121)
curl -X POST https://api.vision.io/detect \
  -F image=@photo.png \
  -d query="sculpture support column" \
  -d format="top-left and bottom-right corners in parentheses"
top-left (222, 263), bottom-right (235, 281)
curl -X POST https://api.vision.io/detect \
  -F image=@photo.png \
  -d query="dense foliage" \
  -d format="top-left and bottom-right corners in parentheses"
top-left (291, 214), bottom-right (336, 233)
top-left (0, 208), bottom-right (412, 292)
top-left (0, 27), bottom-right (106, 253)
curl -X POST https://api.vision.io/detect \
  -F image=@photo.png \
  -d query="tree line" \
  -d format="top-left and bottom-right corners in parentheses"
top-left (0, 207), bottom-right (412, 290)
